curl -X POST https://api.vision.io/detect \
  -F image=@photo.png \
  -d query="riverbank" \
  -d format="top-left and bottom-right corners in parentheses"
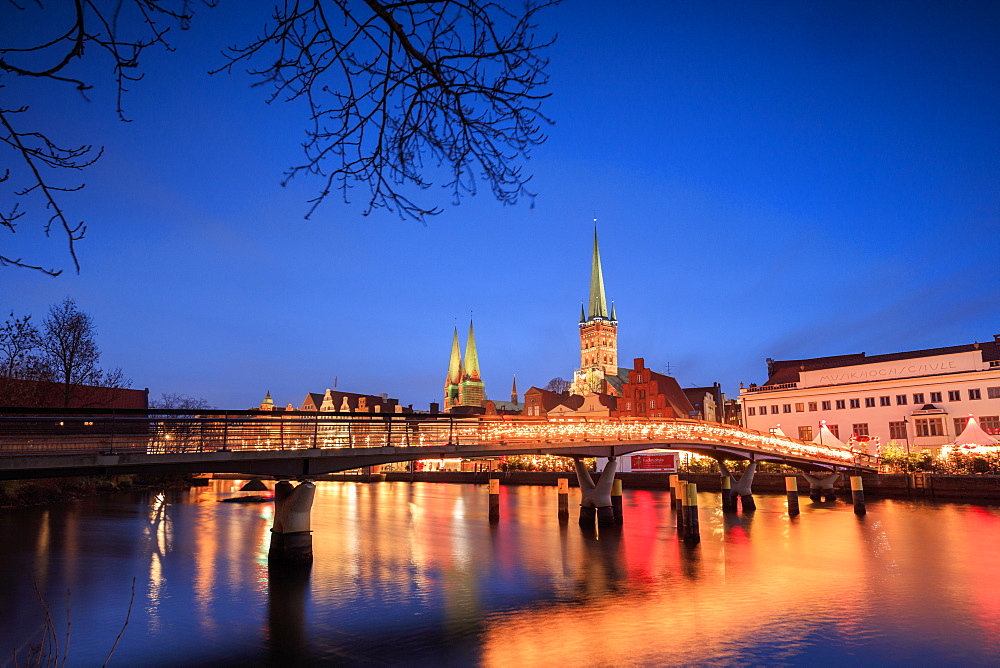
top-left (0, 474), bottom-right (195, 509)
top-left (275, 470), bottom-right (1000, 501)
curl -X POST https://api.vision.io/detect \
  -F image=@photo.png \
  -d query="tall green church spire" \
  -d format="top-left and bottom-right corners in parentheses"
top-left (464, 319), bottom-right (481, 382)
top-left (447, 326), bottom-right (463, 385)
top-left (588, 227), bottom-right (609, 320)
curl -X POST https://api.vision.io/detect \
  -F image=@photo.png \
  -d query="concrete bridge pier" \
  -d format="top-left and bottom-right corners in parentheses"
top-left (713, 457), bottom-right (737, 512)
top-left (718, 459), bottom-right (758, 512)
top-left (573, 456), bottom-right (619, 527)
top-left (270, 480), bottom-right (316, 567)
top-left (802, 472), bottom-right (840, 502)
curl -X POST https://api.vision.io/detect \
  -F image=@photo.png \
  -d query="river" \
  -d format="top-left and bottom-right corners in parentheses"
top-left (1, 479), bottom-right (999, 666)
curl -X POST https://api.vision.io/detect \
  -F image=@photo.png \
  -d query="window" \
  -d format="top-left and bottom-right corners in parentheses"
top-left (913, 393), bottom-right (925, 404)
top-left (889, 421), bottom-right (907, 440)
top-left (915, 417), bottom-right (944, 437)
top-left (808, 402), bottom-right (818, 411)
top-left (896, 395), bottom-right (908, 405)
top-left (954, 417), bottom-right (968, 435)
top-left (650, 400), bottom-right (656, 410)
top-left (795, 403), bottom-right (805, 412)
top-left (849, 399), bottom-right (860, 409)
top-left (930, 391), bottom-right (942, 403)
top-left (626, 402), bottom-right (632, 411)
top-left (835, 400), bottom-right (846, 410)
top-left (988, 387), bottom-right (1000, 399)
top-left (982, 416), bottom-right (1000, 434)
top-left (635, 374), bottom-right (642, 384)
top-left (827, 424), bottom-right (839, 438)
top-left (865, 397), bottom-right (876, 408)
top-left (821, 401), bottom-right (831, 411)
top-left (948, 390), bottom-right (961, 401)
top-left (771, 405), bottom-right (779, 414)
top-left (783, 404), bottom-right (792, 413)
top-left (747, 406), bottom-right (756, 416)
top-left (880, 396), bottom-right (891, 406)
top-left (852, 423), bottom-right (869, 437)
top-left (798, 426), bottom-right (813, 440)
top-left (969, 388), bottom-right (982, 400)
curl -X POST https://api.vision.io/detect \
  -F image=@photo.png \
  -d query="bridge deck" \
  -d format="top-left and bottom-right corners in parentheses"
top-left (0, 410), bottom-right (877, 479)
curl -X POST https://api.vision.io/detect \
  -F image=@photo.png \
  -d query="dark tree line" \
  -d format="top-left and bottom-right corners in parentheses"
top-left (1, 0), bottom-right (558, 275)
top-left (0, 298), bottom-right (129, 407)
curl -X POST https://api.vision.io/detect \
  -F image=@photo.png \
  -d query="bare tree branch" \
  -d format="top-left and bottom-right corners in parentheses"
top-left (0, 0), bottom-right (203, 274)
top-left (214, 0), bottom-right (558, 220)
top-left (3, 0), bottom-right (557, 274)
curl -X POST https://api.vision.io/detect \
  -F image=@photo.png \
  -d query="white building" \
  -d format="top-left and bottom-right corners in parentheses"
top-left (739, 335), bottom-right (1000, 455)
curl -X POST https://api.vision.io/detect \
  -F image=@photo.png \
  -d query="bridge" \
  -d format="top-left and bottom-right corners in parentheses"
top-left (0, 408), bottom-right (875, 479)
top-left (0, 408), bottom-right (875, 564)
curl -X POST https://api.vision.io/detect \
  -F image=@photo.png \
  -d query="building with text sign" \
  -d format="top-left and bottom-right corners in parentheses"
top-left (739, 335), bottom-right (1000, 456)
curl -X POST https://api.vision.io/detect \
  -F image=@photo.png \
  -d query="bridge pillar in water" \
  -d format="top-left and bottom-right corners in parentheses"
top-left (785, 476), bottom-right (800, 516)
top-left (573, 456), bottom-right (617, 528)
top-left (802, 472), bottom-right (840, 502)
top-left (720, 474), bottom-right (735, 512)
top-left (488, 478), bottom-right (500, 523)
top-left (720, 459), bottom-right (757, 512)
top-left (672, 478), bottom-right (686, 532)
top-left (850, 476), bottom-right (866, 515)
top-left (682, 482), bottom-right (700, 544)
top-left (557, 478), bottom-right (569, 523)
top-left (270, 480), bottom-right (316, 567)
top-left (611, 479), bottom-right (623, 525)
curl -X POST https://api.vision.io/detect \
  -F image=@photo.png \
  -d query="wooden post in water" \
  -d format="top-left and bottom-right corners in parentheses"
top-left (850, 476), bottom-right (866, 515)
top-left (683, 483), bottom-right (700, 544)
top-left (785, 476), bottom-right (800, 516)
top-left (721, 475), bottom-right (734, 512)
top-left (489, 478), bottom-right (500, 523)
top-left (674, 479), bottom-right (686, 533)
top-left (557, 478), bottom-right (569, 523)
top-left (611, 479), bottom-right (623, 525)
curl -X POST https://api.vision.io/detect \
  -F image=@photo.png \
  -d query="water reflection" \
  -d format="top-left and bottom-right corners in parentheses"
top-left (2, 482), bottom-right (1000, 665)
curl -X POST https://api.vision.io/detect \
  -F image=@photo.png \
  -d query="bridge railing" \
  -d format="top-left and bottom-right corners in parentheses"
top-left (0, 409), bottom-right (876, 468)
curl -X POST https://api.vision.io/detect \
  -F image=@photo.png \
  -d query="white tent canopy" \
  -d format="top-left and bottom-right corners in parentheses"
top-left (953, 416), bottom-right (1000, 446)
top-left (812, 423), bottom-right (846, 448)
top-left (771, 425), bottom-right (788, 438)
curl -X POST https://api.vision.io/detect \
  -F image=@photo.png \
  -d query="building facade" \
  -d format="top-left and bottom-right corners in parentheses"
top-left (739, 336), bottom-right (1000, 455)
top-left (614, 358), bottom-right (696, 419)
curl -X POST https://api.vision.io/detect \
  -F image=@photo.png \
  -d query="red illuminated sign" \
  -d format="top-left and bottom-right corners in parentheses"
top-left (629, 453), bottom-right (677, 472)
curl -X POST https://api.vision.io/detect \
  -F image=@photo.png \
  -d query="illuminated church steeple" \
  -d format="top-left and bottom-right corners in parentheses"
top-left (443, 319), bottom-right (486, 411)
top-left (444, 327), bottom-right (463, 410)
top-left (570, 226), bottom-right (619, 395)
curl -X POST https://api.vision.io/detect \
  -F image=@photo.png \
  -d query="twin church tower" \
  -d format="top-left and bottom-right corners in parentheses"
top-left (444, 228), bottom-right (620, 412)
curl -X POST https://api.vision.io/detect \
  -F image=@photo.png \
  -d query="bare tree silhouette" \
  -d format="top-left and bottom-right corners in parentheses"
top-left (1, 0), bottom-right (558, 275)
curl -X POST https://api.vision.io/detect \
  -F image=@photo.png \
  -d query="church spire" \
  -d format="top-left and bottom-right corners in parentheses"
top-left (464, 319), bottom-right (481, 382)
top-left (447, 327), bottom-right (463, 385)
top-left (511, 374), bottom-right (518, 403)
top-left (588, 226), bottom-right (609, 320)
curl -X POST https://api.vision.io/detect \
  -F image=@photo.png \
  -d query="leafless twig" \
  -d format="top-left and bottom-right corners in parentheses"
top-left (102, 577), bottom-right (136, 667)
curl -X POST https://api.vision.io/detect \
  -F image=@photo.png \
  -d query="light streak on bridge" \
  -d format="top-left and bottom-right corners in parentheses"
top-left (0, 409), bottom-right (876, 477)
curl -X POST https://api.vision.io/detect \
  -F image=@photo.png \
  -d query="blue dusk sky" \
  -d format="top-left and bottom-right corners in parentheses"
top-left (3, 1), bottom-right (998, 409)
